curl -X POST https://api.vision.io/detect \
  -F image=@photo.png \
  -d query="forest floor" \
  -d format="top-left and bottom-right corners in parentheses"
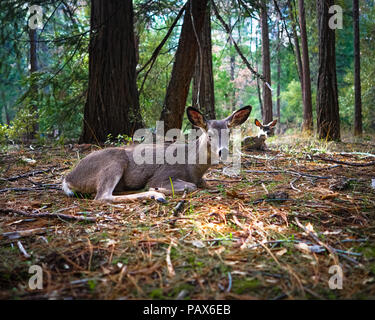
top-left (0, 133), bottom-right (375, 300)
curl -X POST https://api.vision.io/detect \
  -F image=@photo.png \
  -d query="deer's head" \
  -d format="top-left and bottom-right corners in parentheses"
top-left (254, 119), bottom-right (277, 139)
top-left (187, 106), bottom-right (252, 162)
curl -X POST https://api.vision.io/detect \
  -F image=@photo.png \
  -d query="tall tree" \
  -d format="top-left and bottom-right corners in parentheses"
top-left (299, 0), bottom-right (313, 132)
top-left (229, 16), bottom-right (236, 112)
top-left (80, 0), bottom-right (143, 143)
top-left (260, 0), bottom-right (273, 124)
top-left (160, 0), bottom-right (208, 131)
top-left (353, 0), bottom-right (362, 136)
top-left (29, 27), bottom-right (39, 138)
top-left (276, 13), bottom-right (281, 133)
top-left (316, 0), bottom-right (340, 141)
top-left (288, 0), bottom-right (303, 92)
top-left (192, 3), bottom-right (215, 120)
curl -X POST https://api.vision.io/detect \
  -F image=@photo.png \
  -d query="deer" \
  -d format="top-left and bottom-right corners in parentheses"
top-left (62, 105), bottom-right (252, 203)
top-left (242, 119), bottom-right (277, 151)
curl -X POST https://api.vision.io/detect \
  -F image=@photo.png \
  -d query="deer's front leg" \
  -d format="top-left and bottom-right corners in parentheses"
top-left (149, 179), bottom-right (197, 195)
top-left (110, 191), bottom-right (167, 203)
top-left (94, 165), bottom-right (166, 203)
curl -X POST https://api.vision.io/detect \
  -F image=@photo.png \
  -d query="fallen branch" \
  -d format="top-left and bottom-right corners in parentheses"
top-left (0, 208), bottom-right (97, 222)
top-left (0, 169), bottom-right (51, 182)
top-left (2, 227), bottom-right (49, 240)
top-left (172, 190), bottom-right (188, 217)
top-left (17, 241), bottom-right (31, 258)
top-left (0, 185), bottom-right (60, 193)
top-left (306, 164), bottom-right (342, 172)
top-left (166, 242), bottom-right (176, 277)
top-left (290, 176), bottom-right (302, 192)
top-left (0, 166), bottom-right (68, 182)
top-left (294, 217), bottom-right (339, 264)
top-left (314, 155), bottom-right (375, 167)
top-left (244, 169), bottom-right (332, 179)
top-left (339, 152), bottom-right (375, 158)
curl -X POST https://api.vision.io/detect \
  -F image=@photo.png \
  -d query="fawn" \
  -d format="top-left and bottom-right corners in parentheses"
top-left (242, 119), bottom-right (277, 151)
top-left (62, 106), bottom-right (252, 203)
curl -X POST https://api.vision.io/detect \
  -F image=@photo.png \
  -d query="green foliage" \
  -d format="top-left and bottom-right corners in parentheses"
top-left (339, 0), bottom-right (375, 132)
top-left (0, 123), bottom-right (8, 146)
top-left (137, 9), bottom-right (178, 127)
top-left (232, 277), bottom-right (260, 294)
top-left (105, 134), bottom-right (133, 147)
top-left (339, 72), bottom-right (355, 130)
top-left (7, 106), bottom-right (38, 142)
top-left (280, 80), bottom-right (303, 125)
top-left (0, 1), bottom-right (89, 143)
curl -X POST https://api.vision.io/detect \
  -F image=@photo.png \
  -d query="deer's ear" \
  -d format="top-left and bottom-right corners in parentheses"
top-left (226, 105), bottom-right (252, 128)
top-left (267, 119), bottom-right (277, 128)
top-left (187, 107), bottom-right (206, 129)
top-left (254, 119), bottom-right (262, 127)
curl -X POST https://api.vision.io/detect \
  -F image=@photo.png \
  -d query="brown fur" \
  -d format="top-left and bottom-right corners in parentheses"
top-left (63, 106), bottom-right (252, 202)
top-left (242, 118), bottom-right (277, 151)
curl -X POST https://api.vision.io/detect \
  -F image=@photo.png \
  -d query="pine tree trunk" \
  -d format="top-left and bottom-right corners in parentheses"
top-left (353, 0), bottom-right (362, 136)
top-left (192, 4), bottom-right (216, 120)
top-left (260, 1), bottom-right (273, 124)
top-left (316, 0), bottom-right (340, 141)
top-left (160, 0), bottom-right (208, 131)
top-left (255, 29), bottom-right (263, 117)
top-left (288, 0), bottom-right (303, 91)
top-left (1, 92), bottom-right (10, 125)
top-left (299, 0), bottom-right (313, 132)
top-left (229, 17), bottom-right (236, 112)
top-left (276, 17), bottom-right (281, 134)
top-left (80, 0), bottom-right (143, 144)
top-left (29, 27), bottom-right (39, 137)
top-left (4, 104), bottom-right (10, 125)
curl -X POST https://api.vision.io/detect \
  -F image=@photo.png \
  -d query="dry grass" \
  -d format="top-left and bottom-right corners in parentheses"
top-left (0, 135), bottom-right (374, 300)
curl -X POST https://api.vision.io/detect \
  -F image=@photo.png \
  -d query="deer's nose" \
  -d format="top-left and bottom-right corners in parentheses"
top-left (218, 147), bottom-right (229, 160)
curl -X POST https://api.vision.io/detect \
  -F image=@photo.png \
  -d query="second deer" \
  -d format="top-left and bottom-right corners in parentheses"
top-left (242, 119), bottom-right (277, 151)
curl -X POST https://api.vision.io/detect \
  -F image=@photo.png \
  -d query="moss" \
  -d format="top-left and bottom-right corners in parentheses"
top-left (149, 288), bottom-right (165, 299)
top-left (232, 278), bottom-right (260, 294)
top-left (169, 283), bottom-right (195, 299)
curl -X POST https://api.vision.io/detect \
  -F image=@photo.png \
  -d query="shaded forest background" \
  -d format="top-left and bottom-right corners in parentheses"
top-left (0, 0), bottom-right (374, 145)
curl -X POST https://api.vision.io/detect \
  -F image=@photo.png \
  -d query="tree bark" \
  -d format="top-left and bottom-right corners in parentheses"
top-left (353, 0), bottom-right (362, 136)
top-left (316, 0), bottom-right (340, 141)
top-left (80, 0), bottom-right (143, 144)
top-left (299, 0), bottom-right (313, 132)
top-left (160, 0), bottom-right (208, 131)
top-left (192, 3), bottom-right (216, 120)
top-left (276, 15), bottom-right (281, 134)
top-left (1, 91), bottom-right (10, 125)
top-left (229, 17), bottom-right (236, 112)
top-left (254, 25), bottom-right (263, 117)
top-left (288, 0), bottom-right (303, 88)
top-left (260, 1), bottom-right (273, 124)
top-left (29, 27), bottom-right (39, 137)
